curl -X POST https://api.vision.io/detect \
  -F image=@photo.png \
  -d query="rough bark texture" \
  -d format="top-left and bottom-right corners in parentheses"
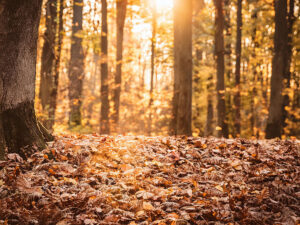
top-left (100, 0), bottom-right (110, 134)
top-left (172, 0), bottom-right (193, 136)
top-left (214, 0), bottom-right (229, 138)
top-left (69, 0), bottom-right (84, 128)
top-left (113, 0), bottom-right (127, 131)
top-left (0, 0), bottom-right (51, 159)
top-left (39, 0), bottom-right (60, 131)
top-left (234, 0), bottom-right (242, 136)
top-left (148, 2), bottom-right (157, 136)
top-left (265, 0), bottom-right (288, 139)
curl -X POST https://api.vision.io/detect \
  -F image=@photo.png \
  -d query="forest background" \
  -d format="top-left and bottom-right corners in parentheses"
top-left (36, 0), bottom-right (300, 139)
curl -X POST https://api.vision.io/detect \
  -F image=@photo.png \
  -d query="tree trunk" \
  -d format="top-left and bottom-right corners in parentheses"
top-left (234, 0), bottom-right (242, 136)
top-left (265, 0), bottom-right (288, 139)
top-left (214, 0), bottom-right (229, 138)
top-left (69, 0), bottom-right (84, 128)
top-left (113, 0), bottom-right (127, 131)
top-left (39, 0), bottom-right (58, 130)
top-left (0, 0), bottom-right (52, 159)
top-left (282, 0), bottom-right (295, 134)
top-left (205, 73), bottom-right (214, 136)
top-left (148, 1), bottom-right (157, 136)
top-left (100, 0), bottom-right (110, 134)
top-left (224, 0), bottom-right (233, 135)
top-left (250, 4), bottom-right (259, 137)
top-left (172, 0), bottom-right (193, 136)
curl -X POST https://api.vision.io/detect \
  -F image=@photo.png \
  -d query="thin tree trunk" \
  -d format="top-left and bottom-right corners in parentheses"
top-left (51, 0), bottom-right (64, 130)
top-left (206, 73), bottom-right (214, 136)
top-left (172, 0), bottom-right (193, 136)
top-left (266, 0), bottom-right (288, 138)
top-left (0, 0), bottom-right (52, 159)
top-left (39, 0), bottom-right (58, 130)
top-left (234, 0), bottom-right (242, 136)
top-left (113, 0), bottom-right (127, 131)
top-left (282, 0), bottom-right (295, 134)
top-left (69, 0), bottom-right (84, 128)
top-left (214, 0), bottom-right (229, 138)
top-left (148, 1), bottom-right (157, 136)
top-left (100, 0), bottom-right (110, 134)
top-left (224, 0), bottom-right (233, 135)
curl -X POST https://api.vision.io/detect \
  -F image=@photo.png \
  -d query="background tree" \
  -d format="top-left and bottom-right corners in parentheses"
top-left (69, 0), bottom-right (84, 128)
top-left (113, 0), bottom-right (128, 131)
top-left (234, 0), bottom-right (242, 136)
top-left (39, 0), bottom-right (58, 130)
top-left (265, 0), bottom-right (288, 138)
top-left (148, 1), bottom-right (157, 136)
top-left (39, 0), bottom-right (64, 131)
top-left (0, 0), bottom-right (51, 159)
top-left (214, 0), bottom-right (229, 137)
top-left (100, 0), bottom-right (110, 134)
top-left (172, 0), bottom-right (193, 136)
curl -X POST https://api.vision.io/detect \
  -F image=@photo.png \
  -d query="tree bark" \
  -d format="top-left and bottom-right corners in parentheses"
top-left (69, 0), bottom-right (84, 128)
top-left (148, 1), bottom-right (157, 136)
top-left (39, 0), bottom-right (58, 130)
top-left (172, 0), bottom-right (193, 136)
top-left (224, 0), bottom-right (233, 135)
top-left (205, 73), bottom-right (214, 136)
top-left (234, 0), bottom-right (242, 136)
top-left (214, 0), bottom-right (229, 138)
top-left (113, 0), bottom-right (127, 131)
top-left (0, 0), bottom-right (52, 159)
top-left (266, 0), bottom-right (288, 139)
top-left (100, 0), bottom-right (110, 134)
top-left (282, 0), bottom-right (295, 134)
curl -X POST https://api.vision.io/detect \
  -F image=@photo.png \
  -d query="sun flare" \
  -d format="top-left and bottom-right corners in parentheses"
top-left (154, 0), bottom-right (174, 11)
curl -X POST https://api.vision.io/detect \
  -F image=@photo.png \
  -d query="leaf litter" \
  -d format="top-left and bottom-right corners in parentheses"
top-left (0, 135), bottom-right (299, 224)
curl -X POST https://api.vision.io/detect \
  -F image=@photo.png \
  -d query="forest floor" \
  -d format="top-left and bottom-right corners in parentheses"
top-left (0, 135), bottom-right (299, 225)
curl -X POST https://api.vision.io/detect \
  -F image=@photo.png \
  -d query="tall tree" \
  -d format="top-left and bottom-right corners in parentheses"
top-left (282, 0), bottom-right (295, 134)
top-left (0, 0), bottom-right (52, 159)
top-left (69, 0), bottom-right (84, 128)
top-left (224, 0), bottom-right (233, 135)
top-left (40, 0), bottom-right (64, 131)
top-left (265, 0), bottom-right (288, 138)
top-left (148, 1), bottom-right (157, 136)
top-left (100, 0), bottom-right (110, 134)
top-left (214, 0), bottom-right (229, 137)
top-left (234, 0), bottom-right (242, 136)
top-left (39, 0), bottom-right (58, 130)
top-left (113, 0), bottom-right (127, 131)
top-left (172, 0), bottom-right (193, 136)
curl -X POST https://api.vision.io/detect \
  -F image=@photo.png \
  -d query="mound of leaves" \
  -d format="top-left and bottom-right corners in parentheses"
top-left (0, 135), bottom-right (299, 225)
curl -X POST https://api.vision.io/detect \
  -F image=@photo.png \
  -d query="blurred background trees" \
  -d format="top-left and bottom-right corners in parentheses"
top-left (36, 0), bottom-right (300, 139)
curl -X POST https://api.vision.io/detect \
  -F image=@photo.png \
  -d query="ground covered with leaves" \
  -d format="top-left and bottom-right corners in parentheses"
top-left (0, 135), bottom-right (299, 225)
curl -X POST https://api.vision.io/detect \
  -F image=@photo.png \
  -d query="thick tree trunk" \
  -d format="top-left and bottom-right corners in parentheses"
top-left (113, 0), bottom-right (127, 131)
top-left (100, 0), bottom-right (110, 134)
top-left (214, 0), bottom-right (229, 138)
top-left (69, 0), bottom-right (84, 128)
top-left (148, 1), bottom-right (157, 136)
top-left (0, 0), bottom-right (52, 159)
top-left (265, 0), bottom-right (288, 139)
top-left (172, 0), bottom-right (193, 136)
top-left (234, 0), bottom-right (242, 136)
